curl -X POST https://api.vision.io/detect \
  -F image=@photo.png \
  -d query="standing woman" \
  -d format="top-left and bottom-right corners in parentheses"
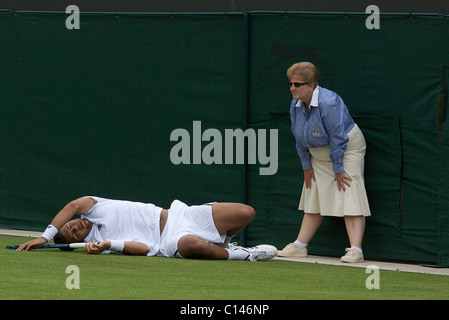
top-left (277, 62), bottom-right (371, 263)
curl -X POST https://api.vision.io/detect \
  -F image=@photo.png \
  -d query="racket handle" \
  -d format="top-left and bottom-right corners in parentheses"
top-left (68, 242), bottom-right (100, 248)
top-left (68, 243), bottom-right (87, 248)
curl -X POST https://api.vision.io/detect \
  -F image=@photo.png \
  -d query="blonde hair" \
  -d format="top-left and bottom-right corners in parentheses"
top-left (286, 62), bottom-right (320, 85)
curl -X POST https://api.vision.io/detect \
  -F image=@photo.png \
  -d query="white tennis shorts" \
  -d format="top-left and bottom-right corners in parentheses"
top-left (156, 200), bottom-right (226, 258)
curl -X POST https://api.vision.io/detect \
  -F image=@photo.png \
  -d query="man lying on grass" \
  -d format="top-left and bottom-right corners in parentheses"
top-left (16, 196), bottom-right (277, 261)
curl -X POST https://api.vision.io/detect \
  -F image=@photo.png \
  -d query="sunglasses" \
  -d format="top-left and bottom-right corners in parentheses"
top-left (289, 82), bottom-right (309, 88)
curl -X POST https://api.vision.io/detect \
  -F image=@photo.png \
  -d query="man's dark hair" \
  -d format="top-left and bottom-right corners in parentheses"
top-left (54, 232), bottom-right (74, 251)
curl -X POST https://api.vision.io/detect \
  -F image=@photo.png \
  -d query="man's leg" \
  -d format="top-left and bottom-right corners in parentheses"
top-left (176, 234), bottom-right (276, 261)
top-left (176, 203), bottom-right (257, 260)
top-left (177, 235), bottom-right (229, 260)
top-left (211, 203), bottom-right (255, 237)
top-left (210, 203), bottom-right (277, 261)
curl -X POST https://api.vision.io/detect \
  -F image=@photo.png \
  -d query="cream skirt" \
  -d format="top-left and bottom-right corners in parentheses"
top-left (298, 124), bottom-right (371, 217)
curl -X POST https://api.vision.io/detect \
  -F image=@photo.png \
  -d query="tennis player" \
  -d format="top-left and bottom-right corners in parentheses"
top-left (16, 196), bottom-right (277, 261)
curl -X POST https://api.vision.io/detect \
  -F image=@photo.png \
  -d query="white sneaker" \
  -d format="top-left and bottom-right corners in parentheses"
top-left (227, 242), bottom-right (239, 249)
top-left (277, 243), bottom-right (307, 257)
top-left (245, 244), bottom-right (278, 262)
top-left (340, 247), bottom-right (364, 263)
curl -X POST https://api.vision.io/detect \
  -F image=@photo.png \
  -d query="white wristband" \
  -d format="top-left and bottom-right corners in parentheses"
top-left (109, 240), bottom-right (125, 252)
top-left (41, 225), bottom-right (58, 241)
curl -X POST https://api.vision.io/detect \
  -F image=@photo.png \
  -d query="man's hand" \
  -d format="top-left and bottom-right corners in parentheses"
top-left (15, 237), bottom-right (47, 251)
top-left (84, 241), bottom-right (110, 254)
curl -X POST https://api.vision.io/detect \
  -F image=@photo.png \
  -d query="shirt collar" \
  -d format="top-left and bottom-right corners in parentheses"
top-left (295, 85), bottom-right (320, 108)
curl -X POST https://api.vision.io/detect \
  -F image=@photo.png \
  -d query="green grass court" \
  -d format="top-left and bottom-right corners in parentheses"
top-left (1, 235), bottom-right (448, 300)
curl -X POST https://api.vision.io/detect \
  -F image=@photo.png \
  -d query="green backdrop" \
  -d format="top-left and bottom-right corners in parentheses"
top-left (1, 11), bottom-right (448, 265)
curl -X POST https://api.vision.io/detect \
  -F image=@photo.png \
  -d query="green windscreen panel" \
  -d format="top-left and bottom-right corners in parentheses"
top-left (0, 12), bottom-right (246, 230)
top-left (246, 13), bottom-right (449, 264)
top-left (437, 66), bottom-right (449, 266)
top-left (1, 11), bottom-right (449, 265)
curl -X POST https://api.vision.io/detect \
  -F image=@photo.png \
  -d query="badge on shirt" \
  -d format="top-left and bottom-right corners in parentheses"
top-left (311, 126), bottom-right (321, 137)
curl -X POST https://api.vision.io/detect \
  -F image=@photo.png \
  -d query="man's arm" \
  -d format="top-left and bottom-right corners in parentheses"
top-left (85, 241), bottom-right (150, 256)
top-left (50, 197), bottom-right (96, 230)
top-left (16, 197), bottom-right (97, 251)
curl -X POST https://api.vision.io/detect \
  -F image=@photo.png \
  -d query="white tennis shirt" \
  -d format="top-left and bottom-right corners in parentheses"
top-left (81, 196), bottom-right (163, 256)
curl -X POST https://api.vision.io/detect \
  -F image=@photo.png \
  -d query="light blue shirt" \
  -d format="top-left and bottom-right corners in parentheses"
top-left (290, 86), bottom-right (355, 174)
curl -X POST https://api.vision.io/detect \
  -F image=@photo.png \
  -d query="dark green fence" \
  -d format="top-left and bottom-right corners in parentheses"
top-left (1, 11), bottom-right (448, 265)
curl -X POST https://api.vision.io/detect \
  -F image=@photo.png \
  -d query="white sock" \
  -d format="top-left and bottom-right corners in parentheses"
top-left (226, 247), bottom-right (250, 260)
top-left (294, 240), bottom-right (308, 248)
top-left (217, 235), bottom-right (235, 249)
top-left (351, 246), bottom-right (363, 253)
top-left (223, 235), bottom-right (234, 248)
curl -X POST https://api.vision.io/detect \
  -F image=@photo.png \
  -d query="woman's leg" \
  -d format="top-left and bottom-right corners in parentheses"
top-left (344, 215), bottom-right (365, 248)
top-left (296, 213), bottom-right (324, 243)
top-left (277, 213), bottom-right (323, 257)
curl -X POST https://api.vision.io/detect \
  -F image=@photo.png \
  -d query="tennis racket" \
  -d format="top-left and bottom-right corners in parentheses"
top-left (6, 243), bottom-right (87, 250)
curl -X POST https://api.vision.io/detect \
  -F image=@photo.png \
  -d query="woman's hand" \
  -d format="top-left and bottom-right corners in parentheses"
top-left (335, 172), bottom-right (352, 192)
top-left (304, 168), bottom-right (316, 189)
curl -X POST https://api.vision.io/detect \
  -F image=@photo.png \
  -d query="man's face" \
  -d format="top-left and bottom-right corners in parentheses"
top-left (59, 218), bottom-right (93, 243)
